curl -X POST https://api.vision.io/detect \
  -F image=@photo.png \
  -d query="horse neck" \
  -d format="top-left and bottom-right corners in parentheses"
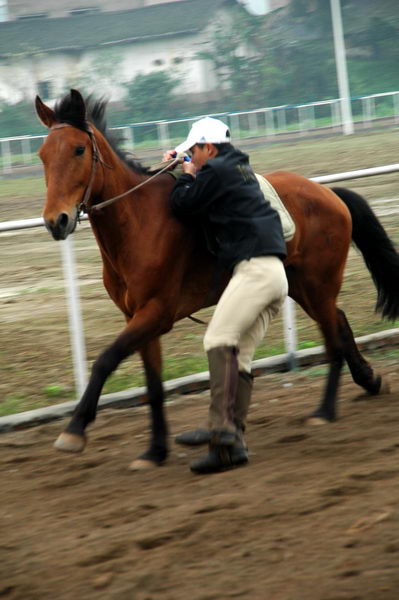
top-left (92, 128), bottom-right (145, 206)
top-left (88, 129), bottom-right (151, 257)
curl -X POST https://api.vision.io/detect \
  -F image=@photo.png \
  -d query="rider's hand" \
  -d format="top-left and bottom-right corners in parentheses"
top-left (182, 161), bottom-right (196, 177)
top-left (163, 149), bottom-right (176, 162)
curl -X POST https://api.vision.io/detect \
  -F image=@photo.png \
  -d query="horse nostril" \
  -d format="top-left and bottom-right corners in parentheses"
top-left (56, 213), bottom-right (69, 229)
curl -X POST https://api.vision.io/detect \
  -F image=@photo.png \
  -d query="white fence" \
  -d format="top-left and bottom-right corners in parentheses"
top-left (1, 90), bottom-right (399, 174)
top-left (1, 163), bottom-right (399, 398)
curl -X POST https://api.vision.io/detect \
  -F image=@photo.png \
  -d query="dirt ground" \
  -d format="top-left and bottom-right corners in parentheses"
top-left (1, 359), bottom-right (399, 600)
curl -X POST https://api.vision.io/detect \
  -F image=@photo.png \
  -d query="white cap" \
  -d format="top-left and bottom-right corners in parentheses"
top-left (175, 117), bottom-right (231, 153)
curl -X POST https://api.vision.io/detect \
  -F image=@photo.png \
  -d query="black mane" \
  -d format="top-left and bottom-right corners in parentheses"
top-left (53, 93), bottom-right (150, 175)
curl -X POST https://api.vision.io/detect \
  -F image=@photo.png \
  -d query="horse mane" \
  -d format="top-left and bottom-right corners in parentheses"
top-left (53, 93), bottom-right (150, 175)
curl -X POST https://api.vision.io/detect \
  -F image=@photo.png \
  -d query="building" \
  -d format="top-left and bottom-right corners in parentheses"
top-left (0, 0), bottom-right (286, 21)
top-left (0, 0), bottom-right (288, 106)
top-left (0, 0), bottom-right (183, 21)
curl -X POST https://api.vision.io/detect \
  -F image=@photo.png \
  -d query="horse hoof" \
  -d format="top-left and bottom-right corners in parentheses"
top-left (354, 375), bottom-right (391, 401)
top-left (128, 458), bottom-right (158, 471)
top-left (378, 375), bottom-right (391, 395)
top-left (306, 416), bottom-right (329, 426)
top-left (54, 432), bottom-right (86, 453)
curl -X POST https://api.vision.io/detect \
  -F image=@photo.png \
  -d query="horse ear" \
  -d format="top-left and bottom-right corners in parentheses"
top-left (70, 89), bottom-right (86, 122)
top-left (35, 95), bottom-right (56, 128)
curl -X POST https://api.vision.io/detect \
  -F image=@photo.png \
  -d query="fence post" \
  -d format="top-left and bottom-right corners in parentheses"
top-left (394, 93), bottom-right (399, 124)
top-left (21, 137), bottom-right (32, 165)
top-left (1, 139), bottom-right (12, 174)
top-left (230, 114), bottom-right (240, 139)
top-left (249, 112), bottom-right (258, 136)
top-left (158, 122), bottom-right (170, 149)
top-left (265, 109), bottom-right (275, 137)
top-left (125, 126), bottom-right (135, 151)
top-left (283, 297), bottom-right (297, 370)
top-left (60, 236), bottom-right (88, 398)
top-left (276, 108), bottom-right (287, 132)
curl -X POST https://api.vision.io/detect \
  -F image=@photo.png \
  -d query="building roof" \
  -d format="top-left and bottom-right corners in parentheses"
top-left (0, 0), bottom-right (232, 58)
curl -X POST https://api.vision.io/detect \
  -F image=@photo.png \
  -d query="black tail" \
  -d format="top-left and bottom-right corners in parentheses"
top-left (332, 186), bottom-right (399, 321)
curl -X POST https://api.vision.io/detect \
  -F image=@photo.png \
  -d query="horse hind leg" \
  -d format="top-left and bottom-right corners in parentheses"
top-left (291, 284), bottom-right (345, 424)
top-left (337, 308), bottom-right (390, 398)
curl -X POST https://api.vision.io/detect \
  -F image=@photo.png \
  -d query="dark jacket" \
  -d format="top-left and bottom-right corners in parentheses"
top-left (171, 145), bottom-right (287, 271)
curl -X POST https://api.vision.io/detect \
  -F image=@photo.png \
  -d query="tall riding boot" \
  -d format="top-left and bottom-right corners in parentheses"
top-left (175, 370), bottom-right (253, 446)
top-left (207, 345), bottom-right (239, 444)
top-left (234, 370), bottom-right (254, 433)
top-left (191, 347), bottom-right (250, 474)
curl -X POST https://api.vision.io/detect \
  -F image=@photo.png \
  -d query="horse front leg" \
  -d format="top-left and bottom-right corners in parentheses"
top-left (129, 337), bottom-right (168, 470)
top-left (54, 298), bottom-right (171, 455)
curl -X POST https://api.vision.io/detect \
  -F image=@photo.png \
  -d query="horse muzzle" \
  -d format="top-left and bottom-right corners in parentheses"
top-left (44, 210), bottom-right (78, 241)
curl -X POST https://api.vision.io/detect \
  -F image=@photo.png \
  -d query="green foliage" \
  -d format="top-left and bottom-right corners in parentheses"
top-left (123, 70), bottom-right (180, 122)
top-left (200, 0), bottom-right (399, 111)
top-left (0, 100), bottom-right (44, 137)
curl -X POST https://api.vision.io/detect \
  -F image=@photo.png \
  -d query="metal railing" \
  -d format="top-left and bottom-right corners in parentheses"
top-left (2, 91), bottom-right (399, 174)
top-left (1, 163), bottom-right (399, 399)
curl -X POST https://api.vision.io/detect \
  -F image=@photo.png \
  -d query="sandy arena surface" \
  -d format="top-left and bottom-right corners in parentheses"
top-left (1, 362), bottom-right (399, 600)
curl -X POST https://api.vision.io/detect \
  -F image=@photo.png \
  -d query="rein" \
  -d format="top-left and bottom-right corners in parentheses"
top-left (91, 157), bottom-right (180, 212)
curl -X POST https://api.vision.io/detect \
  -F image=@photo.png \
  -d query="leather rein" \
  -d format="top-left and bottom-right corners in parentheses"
top-left (50, 122), bottom-right (179, 215)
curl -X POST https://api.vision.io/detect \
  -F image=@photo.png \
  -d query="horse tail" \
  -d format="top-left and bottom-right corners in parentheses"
top-left (332, 186), bottom-right (399, 321)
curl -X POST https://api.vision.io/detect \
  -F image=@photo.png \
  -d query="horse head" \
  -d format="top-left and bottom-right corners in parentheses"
top-left (36, 89), bottom-right (102, 240)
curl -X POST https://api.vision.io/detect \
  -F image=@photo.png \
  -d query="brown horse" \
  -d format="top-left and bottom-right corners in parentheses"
top-left (35, 89), bottom-right (399, 470)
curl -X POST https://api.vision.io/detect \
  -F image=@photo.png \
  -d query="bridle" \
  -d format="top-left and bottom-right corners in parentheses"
top-left (50, 122), bottom-right (180, 216)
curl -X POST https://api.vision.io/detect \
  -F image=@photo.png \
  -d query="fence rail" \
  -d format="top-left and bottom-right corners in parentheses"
top-left (2, 90), bottom-right (399, 174)
top-left (1, 163), bottom-right (399, 399)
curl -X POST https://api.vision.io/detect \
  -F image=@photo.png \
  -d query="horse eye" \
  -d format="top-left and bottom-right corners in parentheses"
top-left (75, 145), bottom-right (85, 156)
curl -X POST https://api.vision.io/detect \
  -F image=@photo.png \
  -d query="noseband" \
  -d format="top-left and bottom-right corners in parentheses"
top-left (50, 122), bottom-right (180, 216)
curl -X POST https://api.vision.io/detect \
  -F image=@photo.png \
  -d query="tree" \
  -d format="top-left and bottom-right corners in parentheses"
top-left (198, 4), bottom-right (278, 110)
top-left (123, 71), bottom-right (179, 122)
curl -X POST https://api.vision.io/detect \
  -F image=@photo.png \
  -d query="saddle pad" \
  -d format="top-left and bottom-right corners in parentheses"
top-left (255, 173), bottom-right (295, 241)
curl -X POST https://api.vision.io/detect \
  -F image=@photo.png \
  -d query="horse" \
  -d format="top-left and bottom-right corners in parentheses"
top-left (35, 89), bottom-right (399, 470)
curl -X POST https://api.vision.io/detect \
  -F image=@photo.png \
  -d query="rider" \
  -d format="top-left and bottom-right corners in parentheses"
top-left (164, 117), bottom-right (288, 474)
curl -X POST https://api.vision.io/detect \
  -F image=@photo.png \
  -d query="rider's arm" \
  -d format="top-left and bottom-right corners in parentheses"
top-left (171, 164), bottom-right (221, 218)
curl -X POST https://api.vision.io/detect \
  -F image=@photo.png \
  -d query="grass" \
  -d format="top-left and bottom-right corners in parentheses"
top-left (0, 177), bottom-right (46, 199)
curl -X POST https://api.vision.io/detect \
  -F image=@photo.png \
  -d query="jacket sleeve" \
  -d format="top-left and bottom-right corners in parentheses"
top-left (170, 164), bottom-right (222, 219)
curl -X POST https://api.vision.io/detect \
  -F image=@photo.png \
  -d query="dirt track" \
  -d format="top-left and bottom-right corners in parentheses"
top-left (1, 358), bottom-right (399, 600)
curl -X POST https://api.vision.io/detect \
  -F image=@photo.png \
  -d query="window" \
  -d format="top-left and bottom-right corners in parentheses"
top-left (18, 13), bottom-right (48, 20)
top-left (173, 57), bottom-right (184, 64)
top-left (69, 7), bottom-right (100, 16)
top-left (153, 59), bottom-right (164, 66)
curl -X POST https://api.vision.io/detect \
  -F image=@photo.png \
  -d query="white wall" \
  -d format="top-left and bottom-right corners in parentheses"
top-left (0, 31), bottom-right (223, 104)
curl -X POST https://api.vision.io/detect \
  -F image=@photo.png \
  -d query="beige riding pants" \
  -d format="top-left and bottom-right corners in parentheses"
top-left (203, 256), bottom-right (288, 372)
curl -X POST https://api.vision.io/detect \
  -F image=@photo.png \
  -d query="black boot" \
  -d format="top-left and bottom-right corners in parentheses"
top-left (190, 436), bottom-right (248, 475)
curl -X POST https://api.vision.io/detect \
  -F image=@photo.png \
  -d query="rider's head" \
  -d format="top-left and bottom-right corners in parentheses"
top-left (175, 117), bottom-right (231, 170)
